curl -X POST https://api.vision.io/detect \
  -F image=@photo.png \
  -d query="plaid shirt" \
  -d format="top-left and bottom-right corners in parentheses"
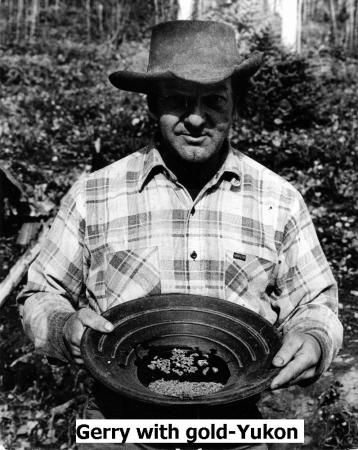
top-left (19, 145), bottom-right (343, 371)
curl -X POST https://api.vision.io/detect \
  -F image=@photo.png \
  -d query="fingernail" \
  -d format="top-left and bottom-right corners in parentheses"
top-left (105, 322), bottom-right (113, 331)
top-left (273, 356), bottom-right (284, 366)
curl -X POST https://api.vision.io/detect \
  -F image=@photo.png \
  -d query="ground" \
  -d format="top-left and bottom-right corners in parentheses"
top-left (0, 205), bottom-right (357, 450)
top-left (1, 36), bottom-right (358, 450)
top-left (259, 287), bottom-right (358, 449)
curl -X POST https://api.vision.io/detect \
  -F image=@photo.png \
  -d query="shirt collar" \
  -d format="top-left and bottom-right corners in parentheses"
top-left (139, 146), bottom-right (173, 191)
top-left (138, 143), bottom-right (242, 192)
top-left (213, 143), bottom-right (241, 185)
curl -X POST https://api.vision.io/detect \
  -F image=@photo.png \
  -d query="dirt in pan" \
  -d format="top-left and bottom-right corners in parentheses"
top-left (148, 379), bottom-right (225, 398)
top-left (136, 346), bottom-right (230, 398)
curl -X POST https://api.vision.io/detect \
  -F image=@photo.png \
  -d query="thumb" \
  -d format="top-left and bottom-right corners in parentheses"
top-left (272, 332), bottom-right (303, 367)
top-left (78, 308), bottom-right (114, 333)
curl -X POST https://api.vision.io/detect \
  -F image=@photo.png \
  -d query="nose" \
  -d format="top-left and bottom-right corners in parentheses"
top-left (184, 98), bottom-right (205, 131)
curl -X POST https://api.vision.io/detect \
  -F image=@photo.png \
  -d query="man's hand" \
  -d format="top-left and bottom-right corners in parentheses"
top-left (270, 332), bottom-right (322, 390)
top-left (63, 308), bottom-right (114, 364)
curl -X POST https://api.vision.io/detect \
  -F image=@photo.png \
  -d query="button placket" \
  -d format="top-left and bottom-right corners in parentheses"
top-left (186, 200), bottom-right (200, 264)
top-left (185, 185), bottom-right (216, 264)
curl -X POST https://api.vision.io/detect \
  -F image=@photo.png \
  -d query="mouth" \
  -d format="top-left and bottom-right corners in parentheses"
top-left (181, 134), bottom-right (206, 144)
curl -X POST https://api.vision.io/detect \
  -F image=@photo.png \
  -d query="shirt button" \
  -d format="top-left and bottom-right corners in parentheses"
top-left (190, 251), bottom-right (197, 260)
top-left (191, 207), bottom-right (195, 215)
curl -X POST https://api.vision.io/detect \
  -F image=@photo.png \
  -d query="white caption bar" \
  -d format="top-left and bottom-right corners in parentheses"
top-left (76, 419), bottom-right (304, 444)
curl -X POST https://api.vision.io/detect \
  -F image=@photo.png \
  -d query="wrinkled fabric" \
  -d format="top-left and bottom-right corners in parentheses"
top-left (18, 144), bottom-right (342, 372)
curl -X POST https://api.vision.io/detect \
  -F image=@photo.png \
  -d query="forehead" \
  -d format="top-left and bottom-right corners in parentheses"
top-left (157, 78), bottom-right (232, 96)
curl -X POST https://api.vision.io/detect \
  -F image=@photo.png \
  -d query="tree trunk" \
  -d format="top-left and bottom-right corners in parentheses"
top-left (107, 1), bottom-right (124, 47)
top-left (86, 0), bottom-right (91, 42)
top-left (29, 0), bottom-right (39, 43)
top-left (346, 0), bottom-right (355, 51)
top-left (177, 0), bottom-right (195, 19)
top-left (43, 0), bottom-right (49, 41)
top-left (97, 2), bottom-right (104, 38)
top-left (280, 0), bottom-right (302, 53)
top-left (329, 0), bottom-right (339, 44)
top-left (169, 0), bottom-right (178, 20)
top-left (296, 0), bottom-right (302, 53)
top-left (8, 0), bottom-right (13, 41)
top-left (354, 0), bottom-right (358, 52)
top-left (302, 0), bottom-right (308, 23)
top-left (115, 1), bottom-right (122, 45)
top-left (265, 0), bottom-right (279, 14)
top-left (153, 0), bottom-right (159, 24)
top-left (54, 0), bottom-right (60, 16)
top-left (16, 0), bottom-right (24, 43)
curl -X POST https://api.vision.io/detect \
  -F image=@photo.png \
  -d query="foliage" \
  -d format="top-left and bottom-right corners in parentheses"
top-left (0, 301), bottom-right (88, 449)
top-left (313, 382), bottom-right (358, 448)
top-left (0, 40), bottom-right (151, 208)
top-left (202, 0), bottom-right (278, 55)
top-left (0, 0), bottom-right (357, 300)
top-left (200, 0), bottom-right (358, 293)
top-left (1, 3), bottom-right (358, 449)
top-left (0, 0), bottom-right (178, 47)
top-left (231, 37), bottom-right (358, 284)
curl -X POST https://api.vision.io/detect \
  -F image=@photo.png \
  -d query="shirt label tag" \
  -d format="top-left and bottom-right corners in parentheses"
top-left (233, 252), bottom-right (246, 261)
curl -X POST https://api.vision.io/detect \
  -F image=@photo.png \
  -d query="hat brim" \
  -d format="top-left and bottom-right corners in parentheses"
top-left (109, 52), bottom-right (263, 93)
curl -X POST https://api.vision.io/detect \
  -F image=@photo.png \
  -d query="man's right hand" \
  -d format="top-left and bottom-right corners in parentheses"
top-left (63, 308), bottom-right (114, 364)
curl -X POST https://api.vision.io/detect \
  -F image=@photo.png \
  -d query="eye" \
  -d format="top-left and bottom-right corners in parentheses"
top-left (162, 94), bottom-right (188, 110)
top-left (204, 94), bottom-right (228, 110)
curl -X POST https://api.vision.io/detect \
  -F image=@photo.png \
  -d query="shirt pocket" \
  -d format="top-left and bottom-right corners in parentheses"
top-left (105, 246), bottom-right (161, 307)
top-left (225, 248), bottom-right (277, 302)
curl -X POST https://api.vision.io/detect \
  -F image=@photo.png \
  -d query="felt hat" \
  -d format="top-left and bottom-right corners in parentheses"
top-left (109, 20), bottom-right (263, 93)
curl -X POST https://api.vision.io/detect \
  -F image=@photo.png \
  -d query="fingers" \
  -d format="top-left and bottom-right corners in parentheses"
top-left (271, 366), bottom-right (317, 390)
top-left (69, 340), bottom-right (84, 365)
top-left (271, 333), bottom-right (321, 389)
top-left (67, 313), bottom-right (87, 348)
top-left (63, 308), bottom-right (114, 364)
top-left (77, 308), bottom-right (114, 333)
top-left (71, 346), bottom-right (84, 366)
top-left (272, 333), bottom-right (303, 368)
top-left (292, 366), bottom-right (317, 386)
top-left (271, 351), bottom-right (316, 389)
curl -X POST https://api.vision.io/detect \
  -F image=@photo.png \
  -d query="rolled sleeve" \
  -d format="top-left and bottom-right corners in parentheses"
top-left (272, 193), bottom-right (343, 375)
top-left (18, 180), bottom-right (87, 362)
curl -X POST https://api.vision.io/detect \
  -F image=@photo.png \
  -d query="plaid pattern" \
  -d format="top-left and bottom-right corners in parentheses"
top-left (18, 145), bottom-right (343, 370)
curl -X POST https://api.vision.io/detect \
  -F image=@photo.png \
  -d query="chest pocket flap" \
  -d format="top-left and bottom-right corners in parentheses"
top-left (105, 246), bottom-right (161, 306)
top-left (225, 246), bottom-right (277, 298)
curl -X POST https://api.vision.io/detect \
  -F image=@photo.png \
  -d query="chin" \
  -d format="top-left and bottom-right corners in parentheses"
top-left (180, 145), bottom-right (214, 164)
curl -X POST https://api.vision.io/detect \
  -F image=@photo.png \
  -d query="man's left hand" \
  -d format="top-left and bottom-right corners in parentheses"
top-left (270, 332), bottom-right (321, 390)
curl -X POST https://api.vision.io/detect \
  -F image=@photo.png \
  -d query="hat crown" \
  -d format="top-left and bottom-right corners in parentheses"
top-left (108, 20), bottom-right (263, 93)
top-left (147, 20), bottom-right (240, 79)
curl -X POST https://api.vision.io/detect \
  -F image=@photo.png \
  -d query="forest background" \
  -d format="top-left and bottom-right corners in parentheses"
top-left (0, 0), bottom-right (358, 449)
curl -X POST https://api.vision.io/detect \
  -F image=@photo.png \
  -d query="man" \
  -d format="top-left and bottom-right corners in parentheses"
top-left (18, 20), bottom-right (342, 448)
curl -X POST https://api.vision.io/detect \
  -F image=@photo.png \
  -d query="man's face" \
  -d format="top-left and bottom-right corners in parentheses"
top-left (153, 78), bottom-right (234, 165)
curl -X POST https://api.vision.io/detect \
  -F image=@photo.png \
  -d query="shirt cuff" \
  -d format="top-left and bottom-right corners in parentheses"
top-left (48, 310), bottom-right (75, 362)
top-left (302, 330), bottom-right (331, 379)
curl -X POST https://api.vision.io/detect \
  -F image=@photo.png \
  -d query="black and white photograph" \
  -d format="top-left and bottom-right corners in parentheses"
top-left (0, 0), bottom-right (357, 449)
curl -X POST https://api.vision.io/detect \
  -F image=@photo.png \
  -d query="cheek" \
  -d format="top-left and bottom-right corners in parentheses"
top-left (213, 114), bottom-right (233, 133)
top-left (159, 114), bottom-right (179, 134)
top-left (210, 106), bottom-right (233, 128)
